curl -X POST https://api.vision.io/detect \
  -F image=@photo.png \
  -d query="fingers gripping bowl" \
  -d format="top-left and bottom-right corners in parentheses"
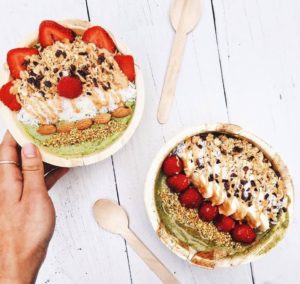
top-left (0, 19), bottom-right (144, 167)
top-left (145, 124), bottom-right (294, 268)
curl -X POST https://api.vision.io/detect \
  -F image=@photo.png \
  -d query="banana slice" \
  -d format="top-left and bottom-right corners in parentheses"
top-left (219, 197), bottom-right (239, 216)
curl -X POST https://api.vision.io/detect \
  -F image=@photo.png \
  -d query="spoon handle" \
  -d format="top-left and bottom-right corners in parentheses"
top-left (122, 228), bottom-right (179, 284)
top-left (157, 26), bottom-right (188, 124)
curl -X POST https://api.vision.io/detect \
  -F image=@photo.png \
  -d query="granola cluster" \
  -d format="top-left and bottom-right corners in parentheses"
top-left (175, 133), bottom-right (288, 225)
top-left (13, 37), bottom-right (128, 103)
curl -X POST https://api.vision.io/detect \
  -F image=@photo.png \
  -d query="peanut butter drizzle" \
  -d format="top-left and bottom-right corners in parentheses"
top-left (71, 100), bottom-right (80, 113)
top-left (90, 92), bottom-right (104, 109)
top-left (35, 99), bottom-right (58, 122)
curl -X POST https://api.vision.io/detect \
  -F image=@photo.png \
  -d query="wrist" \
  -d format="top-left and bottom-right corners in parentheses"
top-left (0, 245), bottom-right (44, 284)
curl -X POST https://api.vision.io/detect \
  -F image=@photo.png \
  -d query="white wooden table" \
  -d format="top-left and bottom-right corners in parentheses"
top-left (0, 1), bottom-right (299, 283)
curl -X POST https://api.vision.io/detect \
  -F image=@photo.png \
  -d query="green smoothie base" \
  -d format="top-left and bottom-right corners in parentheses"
top-left (155, 171), bottom-right (289, 259)
top-left (21, 115), bottom-right (132, 158)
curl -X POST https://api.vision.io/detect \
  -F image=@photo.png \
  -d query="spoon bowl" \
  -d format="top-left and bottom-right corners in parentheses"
top-left (171, 0), bottom-right (202, 32)
top-left (93, 199), bottom-right (129, 235)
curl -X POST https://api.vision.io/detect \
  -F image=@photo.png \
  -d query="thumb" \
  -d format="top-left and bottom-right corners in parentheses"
top-left (22, 143), bottom-right (46, 194)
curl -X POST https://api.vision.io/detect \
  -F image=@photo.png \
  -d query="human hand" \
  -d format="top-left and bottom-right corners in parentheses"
top-left (0, 131), bottom-right (69, 284)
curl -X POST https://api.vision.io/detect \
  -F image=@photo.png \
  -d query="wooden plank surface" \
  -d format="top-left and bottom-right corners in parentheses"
top-left (0, 0), bottom-right (299, 283)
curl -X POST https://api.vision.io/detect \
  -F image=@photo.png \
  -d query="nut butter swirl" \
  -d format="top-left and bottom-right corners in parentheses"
top-left (13, 37), bottom-right (130, 124)
top-left (175, 133), bottom-right (288, 232)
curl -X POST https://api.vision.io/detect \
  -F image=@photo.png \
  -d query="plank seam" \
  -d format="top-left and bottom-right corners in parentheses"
top-left (210, 0), bottom-right (230, 121)
top-left (250, 263), bottom-right (256, 284)
top-left (85, 0), bottom-right (91, 21)
top-left (111, 157), bottom-right (133, 284)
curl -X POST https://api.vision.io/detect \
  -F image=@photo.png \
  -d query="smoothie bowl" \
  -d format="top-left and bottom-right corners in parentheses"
top-left (0, 19), bottom-right (144, 167)
top-left (145, 124), bottom-right (294, 268)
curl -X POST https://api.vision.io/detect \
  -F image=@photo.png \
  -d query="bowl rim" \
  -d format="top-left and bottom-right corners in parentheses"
top-left (144, 123), bottom-right (294, 268)
top-left (0, 19), bottom-right (145, 167)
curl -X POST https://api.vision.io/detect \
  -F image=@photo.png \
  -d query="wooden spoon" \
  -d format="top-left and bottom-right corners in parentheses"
top-left (157, 0), bottom-right (203, 124)
top-left (93, 199), bottom-right (179, 284)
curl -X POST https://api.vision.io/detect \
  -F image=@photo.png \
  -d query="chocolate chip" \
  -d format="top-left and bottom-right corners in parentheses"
top-left (55, 50), bottom-right (63, 57)
top-left (243, 166), bottom-right (249, 173)
top-left (62, 51), bottom-right (67, 58)
top-left (227, 192), bottom-right (231, 198)
top-left (40, 91), bottom-right (46, 98)
top-left (23, 59), bottom-right (30, 66)
top-left (216, 159), bottom-right (221, 164)
top-left (27, 77), bottom-right (35, 85)
top-left (78, 70), bottom-right (87, 79)
top-left (224, 182), bottom-right (230, 191)
top-left (250, 180), bottom-right (256, 187)
top-left (44, 81), bottom-right (52, 88)
top-left (282, 207), bottom-right (287, 213)
top-left (97, 54), bottom-right (105, 64)
top-left (241, 180), bottom-right (247, 185)
top-left (36, 74), bottom-right (44, 81)
top-left (44, 67), bottom-right (49, 71)
top-left (59, 72), bottom-right (63, 77)
top-left (70, 65), bottom-right (76, 72)
top-left (29, 70), bottom-right (37, 77)
top-left (248, 155), bottom-right (255, 161)
top-left (207, 174), bottom-right (213, 182)
top-left (233, 146), bottom-right (243, 153)
top-left (33, 61), bottom-right (38, 66)
top-left (101, 82), bottom-right (111, 91)
top-left (230, 173), bottom-right (238, 178)
top-left (79, 52), bottom-right (88, 56)
top-left (109, 63), bottom-right (114, 70)
top-left (92, 78), bottom-right (99, 87)
top-left (33, 79), bottom-right (40, 89)
top-left (264, 193), bottom-right (269, 200)
top-left (53, 68), bottom-right (59, 73)
top-left (234, 192), bottom-right (239, 198)
top-left (200, 133), bottom-right (208, 140)
top-left (86, 92), bottom-right (92, 96)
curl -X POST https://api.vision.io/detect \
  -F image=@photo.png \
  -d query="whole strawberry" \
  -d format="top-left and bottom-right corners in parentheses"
top-left (214, 215), bottom-right (236, 232)
top-left (58, 76), bottom-right (83, 99)
top-left (162, 155), bottom-right (183, 177)
top-left (231, 224), bottom-right (256, 244)
top-left (179, 187), bottom-right (203, 209)
top-left (198, 202), bottom-right (218, 222)
top-left (166, 174), bottom-right (189, 193)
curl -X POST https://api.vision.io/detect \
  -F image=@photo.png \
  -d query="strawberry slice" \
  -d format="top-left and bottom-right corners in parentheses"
top-left (82, 26), bottom-right (116, 53)
top-left (39, 20), bottom-right (75, 48)
top-left (198, 202), bottom-right (218, 222)
top-left (162, 155), bottom-right (183, 177)
top-left (0, 82), bottom-right (21, 111)
top-left (179, 187), bottom-right (203, 209)
top-left (7, 48), bottom-right (39, 79)
top-left (114, 55), bottom-right (136, 81)
top-left (231, 224), bottom-right (256, 244)
top-left (214, 215), bottom-right (236, 232)
top-left (167, 174), bottom-right (189, 193)
top-left (57, 76), bottom-right (83, 99)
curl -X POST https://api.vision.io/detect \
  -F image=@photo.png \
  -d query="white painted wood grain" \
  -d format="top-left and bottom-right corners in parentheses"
top-left (88, 0), bottom-right (252, 283)
top-left (0, 0), bottom-right (299, 283)
top-left (0, 1), bottom-right (131, 284)
top-left (212, 0), bottom-right (300, 283)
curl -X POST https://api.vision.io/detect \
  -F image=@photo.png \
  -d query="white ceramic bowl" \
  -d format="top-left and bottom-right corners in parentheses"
top-left (145, 123), bottom-right (294, 268)
top-left (0, 19), bottom-right (144, 167)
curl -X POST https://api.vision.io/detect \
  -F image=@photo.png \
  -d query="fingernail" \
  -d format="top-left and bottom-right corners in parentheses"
top-left (23, 143), bottom-right (37, 158)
